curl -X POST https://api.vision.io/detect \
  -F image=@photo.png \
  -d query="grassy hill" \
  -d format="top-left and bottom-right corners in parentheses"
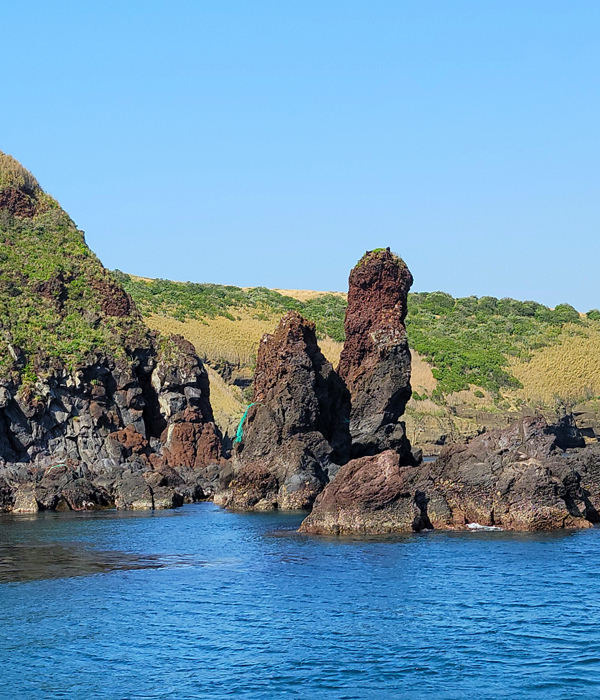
top-left (119, 273), bottom-right (600, 448)
top-left (0, 153), bottom-right (151, 388)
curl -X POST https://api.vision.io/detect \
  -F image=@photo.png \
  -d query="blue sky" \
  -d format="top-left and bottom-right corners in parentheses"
top-left (2, 1), bottom-right (598, 309)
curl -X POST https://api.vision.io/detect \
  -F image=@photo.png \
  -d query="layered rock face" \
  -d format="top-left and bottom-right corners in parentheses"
top-left (337, 248), bottom-right (413, 458)
top-left (215, 311), bottom-right (350, 510)
top-left (301, 415), bottom-right (600, 534)
top-left (0, 152), bottom-right (221, 513)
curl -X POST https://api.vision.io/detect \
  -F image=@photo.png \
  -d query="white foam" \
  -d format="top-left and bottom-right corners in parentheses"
top-left (466, 522), bottom-right (503, 531)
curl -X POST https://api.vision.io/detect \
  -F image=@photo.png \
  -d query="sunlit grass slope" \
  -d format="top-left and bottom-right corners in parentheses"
top-left (121, 272), bottom-right (600, 443)
top-left (511, 325), bottom-right (600, 404)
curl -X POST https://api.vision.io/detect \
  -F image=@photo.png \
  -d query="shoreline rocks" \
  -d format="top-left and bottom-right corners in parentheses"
top-left (301, 415), bottom-right (600, 535)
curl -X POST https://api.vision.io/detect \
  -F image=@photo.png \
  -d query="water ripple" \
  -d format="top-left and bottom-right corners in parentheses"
top-left (2, 504), bottom-right (600, 698)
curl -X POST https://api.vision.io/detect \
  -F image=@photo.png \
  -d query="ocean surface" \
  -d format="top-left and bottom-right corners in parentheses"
top-left (2, 504), bottom-right (600, 699)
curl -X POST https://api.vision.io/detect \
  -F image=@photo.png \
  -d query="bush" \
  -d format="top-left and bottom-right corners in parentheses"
top-left (553, 303), bottom-right (581, 324)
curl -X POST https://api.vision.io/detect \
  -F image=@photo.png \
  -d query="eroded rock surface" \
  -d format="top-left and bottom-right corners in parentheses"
top-left (0, 337), bottom-right (223, 513)
top-left (0, 152), bottom-right (223, 513)
top-left (215, 311), bottom-right (350, 510)
top-left (337, 248), bottom-right (414, 458)
top-left (299, 450), bottom-right (428, 535)
top-left (301, 415), bottom-right (600, 534)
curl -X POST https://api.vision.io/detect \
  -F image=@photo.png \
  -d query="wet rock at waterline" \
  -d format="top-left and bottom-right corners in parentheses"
top-left (301, 415), bottom-right (600, 535)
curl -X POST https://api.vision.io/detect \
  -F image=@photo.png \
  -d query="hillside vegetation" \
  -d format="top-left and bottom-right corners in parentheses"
top-left (120, 273), bottom-right (600, 402)
top-left (0, 154), bottom-right (149, 386)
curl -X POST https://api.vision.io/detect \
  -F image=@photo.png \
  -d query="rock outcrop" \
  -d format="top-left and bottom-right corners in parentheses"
top-left (337, 248), bottom-right (414, 458)
top-left (299, 450), bottom-right (429, 535)
top-left (216, 248), bottom-right (418, 513)
top-left (301, 415), bottom-right (600, 534)
top-left (0, 152), bottom-right (222, 512)
top-left (214, 311), bottom-right (350, 510)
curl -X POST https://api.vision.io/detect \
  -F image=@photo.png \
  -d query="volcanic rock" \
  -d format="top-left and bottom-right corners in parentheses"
top-left (337, 248), bottom-right (414, 458)
top-left (215, 311), bottom-right (350, 510)
top-left (299, 450), bottom-right (429, 535)
top-left (300, 415), bottom-right (599, 534)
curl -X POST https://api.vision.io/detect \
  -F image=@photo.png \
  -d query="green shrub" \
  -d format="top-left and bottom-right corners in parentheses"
top-left (121, 273), bottom-right (588, 399)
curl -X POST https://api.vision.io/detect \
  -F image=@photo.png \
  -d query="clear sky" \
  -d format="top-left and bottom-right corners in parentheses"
top-left (2, 1), bottom-right (598, 309)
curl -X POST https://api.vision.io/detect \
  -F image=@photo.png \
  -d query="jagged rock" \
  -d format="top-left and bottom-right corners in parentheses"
top-left (337, 248), bottom-right (414, 458)
top-left (300, 415), bottom-right (598, 535)
top-left (423, 416), bottom-right (594, 531)
top-left (215, 311), bottom-right (350, 510)
top-left (0, 152), bottom-right (222, 512)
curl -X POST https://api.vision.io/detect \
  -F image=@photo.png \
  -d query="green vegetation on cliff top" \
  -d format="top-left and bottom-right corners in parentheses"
top-left (0, 153), bottom-right (149, 384)
top-left (120, 273), bottom-right (597, 397)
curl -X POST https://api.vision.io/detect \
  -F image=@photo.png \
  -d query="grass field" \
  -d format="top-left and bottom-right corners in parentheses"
top-left (123, 273), bottom-right (600, 445)
top-left (511, 325), bottom-right (600, 405)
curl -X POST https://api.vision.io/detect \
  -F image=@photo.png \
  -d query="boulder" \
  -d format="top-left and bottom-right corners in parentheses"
top-left (299, 450), bottom-right (428, 535)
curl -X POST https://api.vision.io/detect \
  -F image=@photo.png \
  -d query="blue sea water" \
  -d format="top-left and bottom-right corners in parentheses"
top-left (2, 503), bottom-right (600, 699)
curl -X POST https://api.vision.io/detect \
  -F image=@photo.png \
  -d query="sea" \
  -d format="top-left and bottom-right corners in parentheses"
top-left (2, 502), bottom-right (600, 698)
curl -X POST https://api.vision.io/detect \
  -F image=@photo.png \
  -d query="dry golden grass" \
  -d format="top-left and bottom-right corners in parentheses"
top-left (411, 351), bottom-right (437, 395)
top-left (271, 288), bottom-right (346, 302)
top-left (511, 326), bottom-right (600, 404)
top-left (146, 311), bottom-right (344, 435)
top-left (146, 312), bottom-right (275, 366)
top-left (205, 366), bottom-right (246, 436)
top-left (320, 338), bottom-right (343, 367)
top-left (147, 311), bottom-right (344, 368)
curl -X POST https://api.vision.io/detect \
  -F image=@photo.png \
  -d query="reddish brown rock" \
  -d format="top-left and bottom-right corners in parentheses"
top-left (216, 311), bottom-right (350, 510)
top-left (110, 425), bottom-right (150, 460)
top-left (152, 337), bottom-right (223, 470)
top-left (300, 415), bottom-right (598, 535)
top-left (89, 276), bottom-right (134, 317)
top-left (299, 450), bottom-right (428, 535)
top-left (162, 416), bottom-right (222, 469)
top-left (337, 248), bottom-right (414, 458)
top-left (0, 187), bottom-right (37, 217)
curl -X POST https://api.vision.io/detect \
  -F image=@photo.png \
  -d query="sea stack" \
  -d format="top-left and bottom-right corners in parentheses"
top-left (214, 311), bottom-right (350, 510)
top-left (337, 248), bottom-right (414, 458)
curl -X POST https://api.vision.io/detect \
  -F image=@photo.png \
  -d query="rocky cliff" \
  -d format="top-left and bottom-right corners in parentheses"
top-left (0, 152), bottom-right (222, 512)
top-left (217, 249), bottom-right (417, 511)
top-left (214, 311), bottom-right (350, 510)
